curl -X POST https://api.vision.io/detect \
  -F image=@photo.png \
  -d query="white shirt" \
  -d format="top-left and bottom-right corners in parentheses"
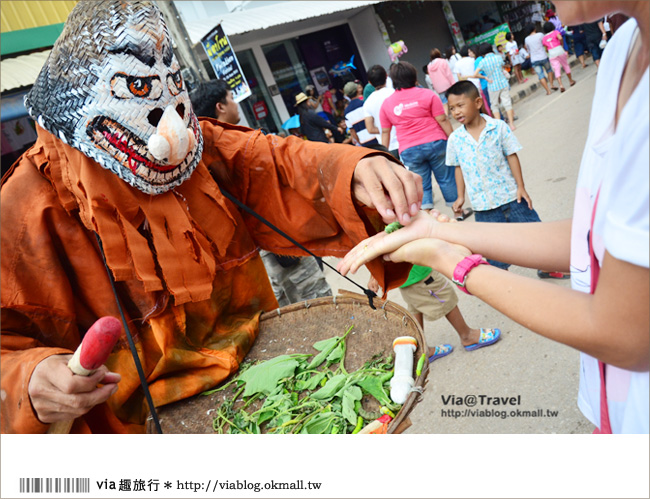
top-left (448, 53), bottom-right (462, 82)
top-left (363, 86), bottom-right (399, 151)
top-left (525, 32), bottom-right (548, 62)
top-left (454, 56), bottom-right (481, 90)
top-left (570, 19), bottom-right (649, 433)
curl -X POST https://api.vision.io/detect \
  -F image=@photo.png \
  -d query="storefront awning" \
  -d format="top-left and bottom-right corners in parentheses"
top-left (1, 50), bottom-right (50, 93)
top-left (186, 0), bottom-right (382, 45)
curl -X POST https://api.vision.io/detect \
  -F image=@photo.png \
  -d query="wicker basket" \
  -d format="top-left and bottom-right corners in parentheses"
top-left (147, 291), bottom-right (429, 434)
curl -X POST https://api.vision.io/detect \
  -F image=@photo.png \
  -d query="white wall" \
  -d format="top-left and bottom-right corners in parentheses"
top-left (348, 7), bottom-right (392, 70)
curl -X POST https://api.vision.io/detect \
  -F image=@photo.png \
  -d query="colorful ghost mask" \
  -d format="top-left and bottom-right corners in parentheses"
top-left (25, 0), bottom-right (203, 195)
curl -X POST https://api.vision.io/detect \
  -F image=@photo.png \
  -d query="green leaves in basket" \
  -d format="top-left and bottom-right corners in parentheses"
top-left (307, 325), bottom-right (353, 369)
top-left (207, 325), bottom-right (400, 434)
top-left (237, 354), bottom-right (303, 397)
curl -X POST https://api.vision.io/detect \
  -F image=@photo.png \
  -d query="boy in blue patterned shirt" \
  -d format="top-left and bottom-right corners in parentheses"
top-left (445, 81), bottom-right (567, 278)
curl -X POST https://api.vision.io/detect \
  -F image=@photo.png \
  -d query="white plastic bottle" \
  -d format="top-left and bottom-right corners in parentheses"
top-left (389, 336), bottom-right (417, 404)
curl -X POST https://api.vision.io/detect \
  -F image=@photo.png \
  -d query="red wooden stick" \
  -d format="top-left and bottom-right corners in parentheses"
top-left (68, 316), bottom-right (122, 375)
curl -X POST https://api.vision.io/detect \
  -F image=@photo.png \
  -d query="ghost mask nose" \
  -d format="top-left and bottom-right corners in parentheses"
top-left (147, 105), bottom-right (196, 165)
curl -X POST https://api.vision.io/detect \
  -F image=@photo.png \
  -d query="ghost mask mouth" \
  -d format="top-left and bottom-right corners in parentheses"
top-left (87, 109), bottom-right (199, 187)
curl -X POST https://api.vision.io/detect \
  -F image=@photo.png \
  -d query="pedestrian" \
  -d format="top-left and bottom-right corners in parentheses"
top-left (525, 24), bottom-right (559, 94)
top-left (583, 18), bottom-right (608, 67)
top-left (474, 43), bottom-right (493, 110)
top-left (567, 23), bottom-right (590, 68)
top-left (0, 0), bottom-right (423, 433)
top-left (542, 21), bottom-right (576, 92)
top-left (343, 81), bottom-right (383, 151)
top-left (295, 92), bottom-right (342, 143)
top-left (368, 263), bottom-right (501, 361)
top-left (338, 0), bottom-right (649, 434)
top-left (546, 8), bottom-right (570, 52)
top-left (505, 32), bottom-right (529, 85)
top-left (380, 62), bottom-right (472, 220)
top-left (188, 79), bottom-right (241, 125)
top-left (427, 48), bottom-right (456, 114)
top-left (445, 45), bottom-right (462, 79)
top-left (473, 44), bottom-right (517, 130)
top-left (445, 80), bottom-right (566, 275)
top-left (363, 64), bottom-right (399, 158)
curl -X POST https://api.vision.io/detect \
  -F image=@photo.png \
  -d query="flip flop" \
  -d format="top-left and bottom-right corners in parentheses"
top-left (464, 328), bottom-right (501, 351)
top-left (455, 208), bottom-right (474, 221)
top-left (428, 344), bottom-right (453, 363)
top-left (570, 81), bottom-right (576, 87)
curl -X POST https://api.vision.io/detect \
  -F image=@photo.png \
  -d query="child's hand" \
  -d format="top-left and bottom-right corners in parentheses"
top-left (517, 187), bottom-right (533, 209)
top-left (337, 211), bottom-right (465, 276)
top-left (367, 275), bottom-right (380, 294)
top-left (452, 197), bottom-right (465, 215)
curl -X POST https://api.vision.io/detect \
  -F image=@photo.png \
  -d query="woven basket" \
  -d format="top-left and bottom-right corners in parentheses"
top-left (147, 291), bottom-right (429, 434)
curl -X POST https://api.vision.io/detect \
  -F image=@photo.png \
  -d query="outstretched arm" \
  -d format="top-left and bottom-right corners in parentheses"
top-left (337, 212), bottom-right (649, 370)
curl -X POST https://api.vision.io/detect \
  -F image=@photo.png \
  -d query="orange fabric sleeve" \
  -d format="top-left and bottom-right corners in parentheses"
top-left (200, 120), bottom-right (411, 294)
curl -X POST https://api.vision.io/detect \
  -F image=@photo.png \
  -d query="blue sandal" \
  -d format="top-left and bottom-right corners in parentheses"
top-left (464, 328), bottom-right (501, 351)
top-left (428, 344), bottom-right (453, 363)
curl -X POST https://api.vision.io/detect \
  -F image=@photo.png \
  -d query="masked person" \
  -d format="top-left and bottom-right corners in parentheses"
top-left (0, 0), bottom-right (421, 433)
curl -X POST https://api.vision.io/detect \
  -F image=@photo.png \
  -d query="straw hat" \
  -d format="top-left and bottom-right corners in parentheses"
top-left (294, 92), bottom-right (309, 106)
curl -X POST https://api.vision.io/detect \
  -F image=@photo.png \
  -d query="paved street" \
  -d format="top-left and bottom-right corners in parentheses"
top-left (322, 62), bottom-right (599, 434)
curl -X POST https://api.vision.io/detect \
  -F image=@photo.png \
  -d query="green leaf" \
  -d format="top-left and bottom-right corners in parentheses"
top-left (311, 374), bottom-right (348, 400)
top-left (342, 386), bottom-right (362, 425)
top-left (301, 412), bottom-right (338, 434)
top-left (302, 371), bottom-right (326, 391)
top-left (237, 355), bottom-right (301, 397)
top-left (307, 337), bottom-right (341, 369)
top-left (326, 342), bottom-right (345, 365)
top-left (357, 376), bottom-right (392, 407)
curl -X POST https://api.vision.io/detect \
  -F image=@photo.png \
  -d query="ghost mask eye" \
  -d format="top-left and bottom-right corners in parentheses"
top-left (111, 73), bottom-right (163, 100)
top-left (166, 70), bottom-right (184, 96)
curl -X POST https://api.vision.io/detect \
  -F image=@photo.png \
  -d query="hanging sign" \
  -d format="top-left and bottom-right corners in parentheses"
top-left (200, 24), bottom-right (252, 103)
top-left (466, 23), bottom-right (511, 47)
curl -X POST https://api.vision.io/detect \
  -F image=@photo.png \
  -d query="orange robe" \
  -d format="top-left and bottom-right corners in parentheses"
top-left (1, 119), bottom-right (409, 433)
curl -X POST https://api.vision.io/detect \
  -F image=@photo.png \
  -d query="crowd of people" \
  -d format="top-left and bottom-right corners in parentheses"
top-left (0, 0), bottom-right (647, 438)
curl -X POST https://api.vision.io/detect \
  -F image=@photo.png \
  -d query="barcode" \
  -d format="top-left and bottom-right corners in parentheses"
top-left (19, 478), bottom-right (90, 493)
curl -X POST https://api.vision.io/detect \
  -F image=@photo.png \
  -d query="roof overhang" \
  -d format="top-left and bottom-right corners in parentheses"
top-left (1, 49), bottom-right (50, 94)
top-left (186, 0), bottom-right (382, 45)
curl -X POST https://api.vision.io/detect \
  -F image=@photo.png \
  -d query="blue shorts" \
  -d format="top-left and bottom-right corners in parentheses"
top-left (474, 200), bottom-right (542, 269)
top-left (531, 59), bottom-right (551, 81)
top-left (438, 92), bottom-right (448, 104)
top-left (587, 40), bottom-right (603, 61)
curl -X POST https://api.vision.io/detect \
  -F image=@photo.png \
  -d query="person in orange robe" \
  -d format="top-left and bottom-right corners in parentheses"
top-left (0, 0), bottom-right (421, 433)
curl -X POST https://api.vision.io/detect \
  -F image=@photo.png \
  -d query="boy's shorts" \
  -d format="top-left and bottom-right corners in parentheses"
top-left (398, 270), bottom-right (458, 322)
top-left (488, 87), bottom-right (512, 112)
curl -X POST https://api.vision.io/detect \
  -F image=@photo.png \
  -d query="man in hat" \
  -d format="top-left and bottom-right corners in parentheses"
top-left (294, 91), bottom-right (342, 143)
top-left (0, 0), bottom-right (421, 433)
top-left (343, 81), bottom-right (385, 152)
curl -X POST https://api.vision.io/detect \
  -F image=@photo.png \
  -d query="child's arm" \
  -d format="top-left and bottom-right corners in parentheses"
top-left (336, 216), bottom-right (649, 371)
top-left (507, 153), bottom-right (533, 209)
top-left (452, 166), bottom-right (466, 215)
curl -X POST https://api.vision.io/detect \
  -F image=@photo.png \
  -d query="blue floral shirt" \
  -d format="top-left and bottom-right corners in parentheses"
top-left (446, 115), bottom-right (522, 211)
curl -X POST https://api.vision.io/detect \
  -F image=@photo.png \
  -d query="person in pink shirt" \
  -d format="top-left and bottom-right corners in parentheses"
top-left (427, 48), bottom-right (456, 114)
top-left (380, 61), bottom-right (472, 220)
top-left (542, 21), bottom-right (576, 92)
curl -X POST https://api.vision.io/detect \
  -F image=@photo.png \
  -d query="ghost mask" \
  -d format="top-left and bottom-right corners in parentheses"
top-left (24, 0), bottom-right (203, 195)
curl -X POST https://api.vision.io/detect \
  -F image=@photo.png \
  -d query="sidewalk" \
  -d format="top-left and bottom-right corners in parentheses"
top-left (509, 54), bottom-right (583, 104)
